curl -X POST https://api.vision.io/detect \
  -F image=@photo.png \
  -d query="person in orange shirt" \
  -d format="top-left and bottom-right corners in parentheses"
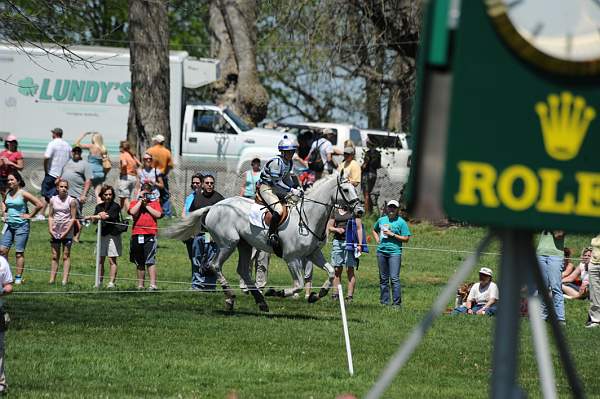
top-left (118, 141), bottom-right (141, 216)
top-left (146, 134), bottom-right (174, 217)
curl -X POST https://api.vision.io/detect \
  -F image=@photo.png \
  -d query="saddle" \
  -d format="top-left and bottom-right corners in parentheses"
top-left (254, 192), bottom-right (289, 227)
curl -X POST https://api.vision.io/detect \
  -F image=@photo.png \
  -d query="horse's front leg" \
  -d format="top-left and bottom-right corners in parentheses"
top-left (306, 249), bottom-right (335, 303)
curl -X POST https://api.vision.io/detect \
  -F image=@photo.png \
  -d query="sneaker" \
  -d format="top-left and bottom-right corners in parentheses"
top-left (331, 294), bottom-right (339, 301)
top-left (585, 322), bottom-right (600, 328)
top-left (61, 281), bottom-right (68, 286)
top-left (137, 285), bottom-right (144, 290)
top-left (34, 214), bottom-right (46, 221)
top-left (106, 282), bottom-right (115, 289)
top-left (14, 275), bottom-right (22, 285)
top-left (148, 285), bottom-right (158, 291)
top-left (345, 296), bottom-right (353, 304)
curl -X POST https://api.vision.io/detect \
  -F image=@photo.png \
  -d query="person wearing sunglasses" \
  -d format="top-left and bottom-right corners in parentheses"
top-left (372, 200), bottom-right (411, 307)
top-left (135, 153), bottom-right (163, 201)
top-left (187, 173), bottom-right (224, 291)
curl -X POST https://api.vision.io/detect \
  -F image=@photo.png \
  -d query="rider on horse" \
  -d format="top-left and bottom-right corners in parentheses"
top-left (258, 135), bottom-right (303, 257)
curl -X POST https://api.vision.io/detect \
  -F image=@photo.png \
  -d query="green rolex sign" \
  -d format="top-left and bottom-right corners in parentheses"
top-left (409, 0), bottom-right (600, 233)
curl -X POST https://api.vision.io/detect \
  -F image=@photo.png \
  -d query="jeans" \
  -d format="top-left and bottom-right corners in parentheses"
top-left (188, 234), bottom-right (218, 290)
top-left (452, 303), bottom-right (497, 316)
top-left (589, 264), bottom-right (600, 323)
top-left (160, 175), bottom-right (172, 217)
top-left (377, 252), bottom-right (402, 305)
top-left (537, 255), bottom-right (565, 321)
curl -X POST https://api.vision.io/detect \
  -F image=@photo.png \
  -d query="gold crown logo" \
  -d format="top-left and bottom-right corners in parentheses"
top-left (535, 91), bottom-right (596, 161)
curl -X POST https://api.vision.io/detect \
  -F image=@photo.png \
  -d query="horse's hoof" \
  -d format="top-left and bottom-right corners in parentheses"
top-left (224, 298), bottom-right (235, 312)
top-left (258, 302), bottom-right (269, 312)
top-left (276, 290), bottom-right (286, 298)
top-left (318, 288), bottom-right (329, 298)
top-left (264, 288), bottom-right (277, 297)
top-left (307, 292), bottom-right (320, 303)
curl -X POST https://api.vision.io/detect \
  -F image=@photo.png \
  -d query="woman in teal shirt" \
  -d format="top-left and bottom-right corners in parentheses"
top-left (373, 200), bottom-right (411, 306)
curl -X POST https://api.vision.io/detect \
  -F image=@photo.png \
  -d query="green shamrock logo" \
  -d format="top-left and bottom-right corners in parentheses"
top-left (17, 77), bottom-right (38, 96)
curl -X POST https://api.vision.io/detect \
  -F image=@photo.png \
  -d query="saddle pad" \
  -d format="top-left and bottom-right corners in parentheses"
top-left (249, 203), bottom-right (267, 228)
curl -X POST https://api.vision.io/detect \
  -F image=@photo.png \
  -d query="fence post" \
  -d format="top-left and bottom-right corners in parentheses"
top-left (95, 220), bottom-right (102, 288)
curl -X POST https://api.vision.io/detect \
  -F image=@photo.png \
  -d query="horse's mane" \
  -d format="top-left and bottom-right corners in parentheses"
top-left (305, 173), bottom-right (338, 194)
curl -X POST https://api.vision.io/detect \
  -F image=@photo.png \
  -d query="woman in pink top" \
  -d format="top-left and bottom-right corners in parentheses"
top-left (0, 135), bottom-right (24, 194)
top-left (48, 179), bottom-right (77, 285)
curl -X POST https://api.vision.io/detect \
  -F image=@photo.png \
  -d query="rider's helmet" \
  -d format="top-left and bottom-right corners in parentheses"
top-left (278, 135), bottom-right (297, 152)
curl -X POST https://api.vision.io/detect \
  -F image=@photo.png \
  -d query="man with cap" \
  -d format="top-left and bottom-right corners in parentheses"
top-left (258, 135), bottom-right (303, 257)
top-left (42, 128), bottom-right (72, 214)
top-left (146, 134), bottom-right (174, 217)
top-left (338, 146), bottom-right (361, 187)
top-left (452, 267), bottom-right (499, 316)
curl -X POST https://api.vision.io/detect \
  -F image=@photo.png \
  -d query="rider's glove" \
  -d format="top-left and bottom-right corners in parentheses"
top-left (291, 188), bottom-right (304, 197)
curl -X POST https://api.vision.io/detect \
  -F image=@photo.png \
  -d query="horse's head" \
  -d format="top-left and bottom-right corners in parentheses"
top-left (335, 175), bottom-right (364, 217)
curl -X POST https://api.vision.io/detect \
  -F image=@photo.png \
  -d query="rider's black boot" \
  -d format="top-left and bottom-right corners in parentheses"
top-left (268, 212), bottom-right (283, 258)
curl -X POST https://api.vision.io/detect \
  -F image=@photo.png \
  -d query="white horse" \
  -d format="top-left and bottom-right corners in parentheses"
top-left (166, 174), bottom-right (364, 312)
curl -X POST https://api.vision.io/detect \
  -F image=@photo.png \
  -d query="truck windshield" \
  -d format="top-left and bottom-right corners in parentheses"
top-left (367, 134), bottom-right (403, 149)
top-left (224, 109), bottom-right (251, 132)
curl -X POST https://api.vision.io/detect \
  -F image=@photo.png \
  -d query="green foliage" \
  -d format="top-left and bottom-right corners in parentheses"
top-left (6, 221), bottom-right (600, 398)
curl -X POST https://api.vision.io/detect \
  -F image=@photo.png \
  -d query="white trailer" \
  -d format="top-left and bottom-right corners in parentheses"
top-left (0, 43), bottom-right (217, 156)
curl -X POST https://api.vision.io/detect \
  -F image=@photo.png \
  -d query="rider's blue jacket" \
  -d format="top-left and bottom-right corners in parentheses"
top-left (259, 155), bottom-right (295, 196)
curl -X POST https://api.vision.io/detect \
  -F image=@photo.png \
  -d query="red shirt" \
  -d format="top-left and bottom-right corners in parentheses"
top-left (129, 199), bottom-right (161, 235)
top-left (0, 150), bottom-right (23, 177)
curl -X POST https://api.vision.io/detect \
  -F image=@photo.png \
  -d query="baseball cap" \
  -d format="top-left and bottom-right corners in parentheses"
top-left (343, 146), bottom-right (355, 155)
top-left (387, 200), bottom-right (400, 208)
top-left (152, 134), bottom-right (165, 143)
top-left (5, 134), bottom-right (17, 142)
top-left (479, 267), bottom-right (493, 277)
top-left (51, 127), bottom-right (63, 135)
top-left (323, 128), bottom-right (334, 135)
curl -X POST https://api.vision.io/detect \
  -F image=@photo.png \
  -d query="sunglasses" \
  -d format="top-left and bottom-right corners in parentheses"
top-left (204, 181), bottom-right (215, 185)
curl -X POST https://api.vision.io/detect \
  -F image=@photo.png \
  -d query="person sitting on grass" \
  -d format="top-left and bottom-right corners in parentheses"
top-left (562, 247), bottom-right (591, 300)
top-left (452, 267), bottom-right (499, 316)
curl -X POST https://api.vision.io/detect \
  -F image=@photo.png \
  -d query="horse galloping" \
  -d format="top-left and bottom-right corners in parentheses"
top-left (166, 174), bottom-right (364, 312)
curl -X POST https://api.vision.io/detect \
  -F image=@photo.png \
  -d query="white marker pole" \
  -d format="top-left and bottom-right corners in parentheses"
top-left (338, 284), bottom-right (354, 376)
top-left (94, 220), bottom-right (102, 288)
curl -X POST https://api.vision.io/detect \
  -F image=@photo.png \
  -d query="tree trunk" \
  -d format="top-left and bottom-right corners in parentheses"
top-left (386, 55), bottom-right (403, 132)
top-left (209, 0), bottom-right (269, 125)
top-left (127, 0), bottom-right (171, 156)
top-left (365, 43), bottom-right (384, 129)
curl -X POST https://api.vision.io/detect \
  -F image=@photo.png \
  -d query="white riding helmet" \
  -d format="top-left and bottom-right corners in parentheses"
top-left (278, 135), bottom-right (297, 151)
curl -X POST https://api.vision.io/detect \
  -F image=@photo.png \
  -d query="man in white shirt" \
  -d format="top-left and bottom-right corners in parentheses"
top-left (0, 256), bottom-right (14, 393)
top-left (41, 128), bottom-right (72, 203)
top-left (307, 129), bottom-right (337, 180)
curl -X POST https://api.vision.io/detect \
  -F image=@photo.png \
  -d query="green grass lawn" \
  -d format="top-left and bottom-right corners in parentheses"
top-left (4, 219), bottom-right (599, 398)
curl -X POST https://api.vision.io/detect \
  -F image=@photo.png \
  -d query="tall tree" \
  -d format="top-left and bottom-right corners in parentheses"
top-left (209, 0), bottom-right (269, 125)
top-left (127, 0), bottom-right (171, 153)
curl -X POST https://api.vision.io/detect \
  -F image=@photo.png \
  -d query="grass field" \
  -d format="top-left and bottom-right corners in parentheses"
top-left (4, 217), bottom-right (599, 398)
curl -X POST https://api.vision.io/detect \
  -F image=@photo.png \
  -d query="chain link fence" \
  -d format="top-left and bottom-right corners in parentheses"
top-left (21, 156), bottom-right (406, 216)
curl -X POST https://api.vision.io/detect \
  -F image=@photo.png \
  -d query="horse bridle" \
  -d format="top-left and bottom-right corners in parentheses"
top-left (295, 178), bottom-right (361, 241)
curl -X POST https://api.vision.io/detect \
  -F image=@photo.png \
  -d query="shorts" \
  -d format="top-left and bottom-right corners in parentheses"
top-left (50, 237), bottom-right (73, 247)
top-left (361, 172), bottom-right (377, 193)
top-left (91, 176), bottom-right (106, 186)
top-left (330, 239), bottom-right (356, 268)
top-left (100, 234), bottom-right (122, 257)
top-left (0, 176), bottom-right (7, 192)
top-left (0, 222), bottom-right (30, 252)
top-left (118, 175), bottom-right (137, 199)
top-left (41, 174), bottom-right (57, 200)
top-left (564, 282), bottom-right (580, 291)
top-left (130, 235), bottom-right (157, 269)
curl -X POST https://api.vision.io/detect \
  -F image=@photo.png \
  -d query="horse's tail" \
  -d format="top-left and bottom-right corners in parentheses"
top-left (164, 207), bottom-right (211, 240)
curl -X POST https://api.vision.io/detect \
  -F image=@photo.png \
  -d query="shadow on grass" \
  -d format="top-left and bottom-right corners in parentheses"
top-left (213, 309), bottom-right (366, 323)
